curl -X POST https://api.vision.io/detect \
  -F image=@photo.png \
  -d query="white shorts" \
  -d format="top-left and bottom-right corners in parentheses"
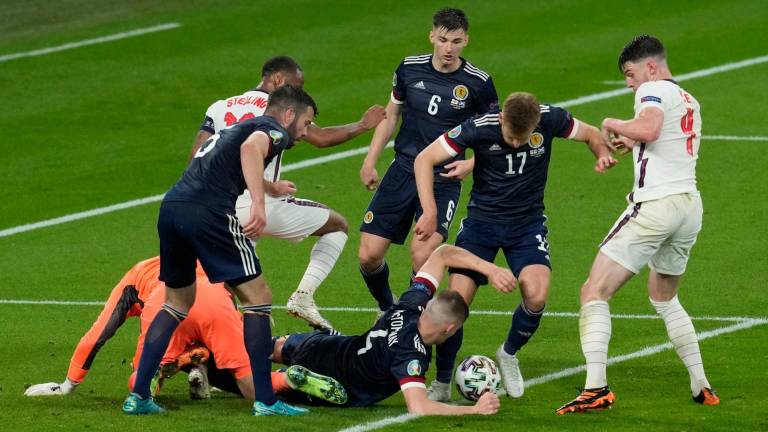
top-left (599, 192), bottom-right (702, 275)
top-left (235, 192), bottom-right (330, 243)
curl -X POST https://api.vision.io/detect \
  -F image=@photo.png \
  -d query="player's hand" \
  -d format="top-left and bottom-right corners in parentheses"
top-left (413, 212), bottom-right (437, 242)
top-left (24, 382), bottom-right (71, 396)
top-left (439, 158), bottom-right (475, 180)
top-left (360, 105), bottom-right (387, 130)
top-left (243, 202), bottom-right (267, 239)
top-left (472, 391), bottom-right (500, 415)
top-left (610, 134), bottom-right (636, 155)
top-left (594, 155), bottom-right (618, 173)
top-left (268, 180), bottom-right (297, 197)
top-left (360, 163), bottom-right (379, 191)
top-left (488, 266), bottom-right (517, 293)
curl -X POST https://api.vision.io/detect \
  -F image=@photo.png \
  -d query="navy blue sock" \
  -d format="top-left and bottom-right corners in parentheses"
top-left (242, 305), bottom-right (277, 406)
top-left (503, 302), bottom-right (545, 355)
top-left (132, 306), bottom-right (185, 399)
top-left (361, 262), bottom-right (393, 311)
top-left (435, 327), bottom-right (463, 384)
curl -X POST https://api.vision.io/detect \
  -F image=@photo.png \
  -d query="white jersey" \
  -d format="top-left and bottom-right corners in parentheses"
top-left (201, 89), bottom-right (284, 182)
top-left (628, 80), bottom-right (700, 203)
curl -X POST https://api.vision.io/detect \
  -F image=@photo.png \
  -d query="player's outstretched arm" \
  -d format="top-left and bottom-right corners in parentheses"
top-left (189, 130), bottom-right (214, 161)
top-left (602, 106), bottom-right (664, 144)
top-left (403, 387), bottom-right (499, 415)
top-left (420, 245), bottom-right (516, 293)
top-left (570, 119), bottom-right (618, 173)
top-left (241, 132), bottom-right (269, 238)
top-left (304, 105), bottom-right (386, 148)
top-left (413, 140), bottom-right (454, 241)
top-left (360, 101), bottom-right (402, 190)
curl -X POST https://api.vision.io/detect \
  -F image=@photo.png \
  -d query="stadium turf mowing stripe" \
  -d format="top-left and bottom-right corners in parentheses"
top-left (0, 299), bottom-right (761, 323)
top-left (0, 23), bottom-right (182, 63)
top-left (0, 126), bottom-right (763, 240)
top-left (339, 318), bottom-right (768, 432)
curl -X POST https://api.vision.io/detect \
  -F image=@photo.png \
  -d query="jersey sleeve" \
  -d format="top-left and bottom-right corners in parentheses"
top-left (396, 272), bottom-right (438, 311)
top-left (201, 101), bottom-right (224, 134)
top-left (437, 117), bottom-right (479, 157)
top-left (253, 125), bottom-right (291, 159)
top-left (391, 61), bottom-right (407, 105)
top-left (547, 105), bottom-right (579, 139)
top-left (634, 81), bottom-right (666, 116)
top-left (474, 76), bottom-right (499, 114)
top-left (390, 332), bottom-right (430, 391)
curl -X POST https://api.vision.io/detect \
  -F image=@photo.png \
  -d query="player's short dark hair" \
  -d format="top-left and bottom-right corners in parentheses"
top-left (266, 84), bottom-right (318, 116)
top-left (502, 92), bottom-right (540, 136)
top-left (436, 290), bottom-right (469, 323)
top-left (261, 56), bottom-right (302, 78)
top-left (618, 35), bottom-right (666, 71)
top-left (433, 7), bottom-right (468, 32)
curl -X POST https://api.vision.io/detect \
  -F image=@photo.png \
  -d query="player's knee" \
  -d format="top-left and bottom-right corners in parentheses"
top-left (330, 212), bottom-right (349, 234)
top-left (358, 244), bottom-right (383, 270)
top-left (520, 283), bottom-right (548, 311)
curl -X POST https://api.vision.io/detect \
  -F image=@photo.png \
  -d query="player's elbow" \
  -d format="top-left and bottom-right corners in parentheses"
top-left (639, 128), bottom-right (661, 142)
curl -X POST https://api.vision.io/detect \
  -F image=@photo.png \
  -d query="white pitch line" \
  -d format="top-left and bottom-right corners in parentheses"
top-left (557, 54), bottom-right (768, 107)
top-left (2, 53), bottom-right (767, 237)
top-left (703, 135), bottom-right (768, 141)
top-left (0, 23), bottom-right (182, 63)
top-left (0, 298), bottom-right (761, 322)
top-left (339, 318), bottom-right (768, 432)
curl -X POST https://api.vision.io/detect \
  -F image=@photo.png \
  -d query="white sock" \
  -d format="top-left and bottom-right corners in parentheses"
top-left (580, 300), bottom-right (611, 389)
top-left (294, 232), bottom-right (347, 297)
top-left (650, 295), bottom-right (710, 396)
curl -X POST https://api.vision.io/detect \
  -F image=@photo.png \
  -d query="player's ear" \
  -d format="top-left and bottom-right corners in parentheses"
top-left (428, 30), bottom-right (435, 44)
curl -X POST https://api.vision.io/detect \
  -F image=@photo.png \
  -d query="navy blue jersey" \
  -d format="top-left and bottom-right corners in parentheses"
top-left (312, 276), bottom-right (435, 406)
top-left (391, 54), bottom-right (497, 178)
top-left (164, 116), bottom-right (292, 210)
top-left (439, 105), bottom-right (577, 224)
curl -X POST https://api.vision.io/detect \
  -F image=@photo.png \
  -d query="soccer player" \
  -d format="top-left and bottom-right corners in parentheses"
top-left (556, 35), bottom-right (719, 414)
top-left (413, 92), bottom-right (616, 400)
top-left (358, 8), bottom-right (498, 313)
top-left (190, 56), bottom-right (386, 330)
top-left (272, 244), bottom-right (515, 415)
top-left (123, 85), bottom-right (317, 416)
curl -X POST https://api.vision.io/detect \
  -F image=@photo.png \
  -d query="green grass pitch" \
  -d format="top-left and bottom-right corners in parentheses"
top-left (1, 1), bottom-right (766, 430)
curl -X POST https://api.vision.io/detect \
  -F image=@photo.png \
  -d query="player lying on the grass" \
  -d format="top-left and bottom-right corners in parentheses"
top-left (556, 35), bottom-right (719, 415)
top-left (190, 55), bottom-right (386, 330)
top-left (25, 257), bottom-right (346, 406)
top-left (271, 244), bottom-right (515, 415)
top-left (413, 91), bottom-right (616, 400)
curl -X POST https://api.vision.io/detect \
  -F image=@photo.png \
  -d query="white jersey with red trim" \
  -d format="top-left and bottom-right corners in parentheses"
top-left (201, 90), bottom-right (283, 182)
top-left (629, 80), bottom-right (701, 203)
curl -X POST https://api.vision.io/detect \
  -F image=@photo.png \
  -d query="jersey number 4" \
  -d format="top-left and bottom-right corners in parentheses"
top-left (224, 112), bottom-right (255, 127)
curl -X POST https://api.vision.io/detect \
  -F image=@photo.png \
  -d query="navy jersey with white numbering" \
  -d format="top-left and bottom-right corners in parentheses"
top-left (164, 116), bottom-right (292, 210)
top-left (391, 54), bottom-right (498, 178)
top-left (323, 276), bottom-right (435, 406)
top-left (439, 105), bottom-right (577, 224)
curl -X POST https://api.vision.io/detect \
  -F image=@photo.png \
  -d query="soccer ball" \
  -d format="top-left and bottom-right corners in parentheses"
top-left (454, 355), bottom-right (502, 401)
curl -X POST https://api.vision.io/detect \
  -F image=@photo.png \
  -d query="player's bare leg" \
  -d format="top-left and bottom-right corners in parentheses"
top-left (231, 276), bottom-right (308, 416)
top-left (647, 270), bottom-right (718, 404)
top-left (409, 231), bottom-right (444, 277)
top-left (497, 265), bottom-right (549, 398)
top-left (429, 273), bottom-right (478, 401)
top-left (557, 253), bottom-right (632, 414)
top-left (287, 210), bottom-right (348, 330)
top-left (359, 233), bottom-right (395, 311)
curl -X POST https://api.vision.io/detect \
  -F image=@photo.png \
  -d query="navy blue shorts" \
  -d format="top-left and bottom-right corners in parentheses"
top-left (360, 162), bottom-right (460, 244)
top-left (158, 201), bottom-right (262, 287)
top-left (449, 217), bottom-right (551, 285)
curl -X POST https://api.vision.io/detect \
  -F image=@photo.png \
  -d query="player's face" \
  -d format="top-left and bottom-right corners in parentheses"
top-left (621, 60), bottom-right (652, 92)
top-left (429, 27), bottom-right (468, 69)
top-left (288, 106), bottom-right (315, 140)
top-left (499, 113), bottom-right (535, 148)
